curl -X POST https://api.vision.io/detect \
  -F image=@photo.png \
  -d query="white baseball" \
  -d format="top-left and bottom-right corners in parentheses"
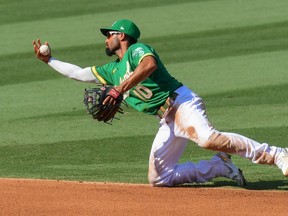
top-left (39, 44), bottom-right (50, 56)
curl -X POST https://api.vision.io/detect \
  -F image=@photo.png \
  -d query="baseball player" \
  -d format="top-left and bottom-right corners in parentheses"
top-left (33, 19), bottom-right (288, 187)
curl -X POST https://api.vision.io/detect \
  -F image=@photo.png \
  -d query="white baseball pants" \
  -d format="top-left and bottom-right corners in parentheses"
top-left (148, 86), bottom-right (282, 186)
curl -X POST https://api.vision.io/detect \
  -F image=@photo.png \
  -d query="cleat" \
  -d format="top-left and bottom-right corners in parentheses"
top-left (216, 152), bottom-right (247, 186)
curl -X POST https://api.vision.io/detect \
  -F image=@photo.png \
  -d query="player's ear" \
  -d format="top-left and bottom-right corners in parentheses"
top-left (119, 33), bottom-right (126, 41)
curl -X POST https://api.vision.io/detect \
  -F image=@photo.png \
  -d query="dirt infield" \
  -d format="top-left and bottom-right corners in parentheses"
top-left (0, 178), bottom-right (287, 216)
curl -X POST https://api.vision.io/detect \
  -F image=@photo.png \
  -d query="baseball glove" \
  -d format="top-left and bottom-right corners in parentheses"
top-left (83, 86), bottom-right (124, 123)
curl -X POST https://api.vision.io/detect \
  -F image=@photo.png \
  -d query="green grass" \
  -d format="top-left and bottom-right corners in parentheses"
top-left (1, 0), bottom-right (288, 190)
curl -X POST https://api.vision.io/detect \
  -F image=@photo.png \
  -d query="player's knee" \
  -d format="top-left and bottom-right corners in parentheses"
top-left (148, 159), bottom-right (174, 187)
top-left (148, 175), bottom-right (161, 187)
top-left (149, 179), bottom-right (161, 187)
top-left (148, 174), bottom-right (173, 187)
top-left (149, 179), bottom-right (171, 187)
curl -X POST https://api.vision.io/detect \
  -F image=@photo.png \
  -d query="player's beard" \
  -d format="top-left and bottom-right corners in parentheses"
top-left (105, 47), bottom-right (115, 57)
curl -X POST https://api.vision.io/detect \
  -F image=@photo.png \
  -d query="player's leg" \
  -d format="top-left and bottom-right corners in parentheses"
top-left (172, 86), bottom-right (287, 175)
top-left (148, 118), bottom-right (245, 186)
top-left (204, 131), bottom-right (288, 175)
top-left (148, 117), bottom-right (188, 186)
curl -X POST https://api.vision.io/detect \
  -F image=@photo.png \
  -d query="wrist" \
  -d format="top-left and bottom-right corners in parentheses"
top-left (108, 87), bottom-right (121, 99)
top-left (114, 86), bottom-right (124, 94)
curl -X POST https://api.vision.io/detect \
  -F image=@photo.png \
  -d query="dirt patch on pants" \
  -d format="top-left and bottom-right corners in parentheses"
top-left (0, 178), bottom-right (287, 216)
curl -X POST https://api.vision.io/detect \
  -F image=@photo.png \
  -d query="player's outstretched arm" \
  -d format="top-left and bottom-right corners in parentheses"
top-left (32, 38), bottom-right (98, 83)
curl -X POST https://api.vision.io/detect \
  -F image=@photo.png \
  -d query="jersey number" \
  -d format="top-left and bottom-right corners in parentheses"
top-left (133, 85), bottom-right (153, 101)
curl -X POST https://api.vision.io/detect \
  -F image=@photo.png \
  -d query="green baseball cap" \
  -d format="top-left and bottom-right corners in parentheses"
top-left (100, 19), bottom-right (141, 41)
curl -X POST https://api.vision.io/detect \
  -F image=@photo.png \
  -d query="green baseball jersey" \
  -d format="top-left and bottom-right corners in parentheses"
top-left (92, 43), bottom-right (182, 115)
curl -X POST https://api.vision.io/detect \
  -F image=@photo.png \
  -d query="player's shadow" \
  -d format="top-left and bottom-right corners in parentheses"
top-left (215, 180), bottom-right (288, 190)
top-left (178, 180), bottom-right (288, 190)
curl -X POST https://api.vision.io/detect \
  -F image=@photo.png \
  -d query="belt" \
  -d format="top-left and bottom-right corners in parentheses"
top-left (156, 92), bottom-right (178, 119)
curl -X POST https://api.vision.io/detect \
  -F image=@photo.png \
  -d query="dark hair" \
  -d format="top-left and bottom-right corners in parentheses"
top-left (125, 35), bottom-right (137, 45)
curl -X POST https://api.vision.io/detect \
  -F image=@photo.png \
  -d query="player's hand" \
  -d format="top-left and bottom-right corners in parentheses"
top-left (103, 87), bottom-right (122, 106)
top-left (32, 39), bottom-right (52, 64)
